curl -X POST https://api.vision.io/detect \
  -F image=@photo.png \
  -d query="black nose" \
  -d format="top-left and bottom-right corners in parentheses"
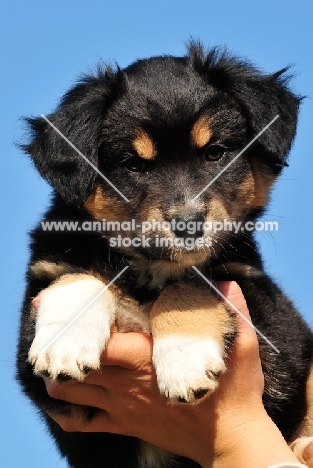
top-left (167, 212), bottom-right (205, 239)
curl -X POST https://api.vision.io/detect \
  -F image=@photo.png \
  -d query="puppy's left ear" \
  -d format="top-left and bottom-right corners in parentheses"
top-left (22, 67), bottom-right (127, 206)
top-left (231, 68), bottom-right (301, 165)
top-left (190, 44), bottom-right (301, 165)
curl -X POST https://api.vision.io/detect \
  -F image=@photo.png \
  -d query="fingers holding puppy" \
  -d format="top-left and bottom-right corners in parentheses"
top-left (43, 282), bottom-right (263, 435)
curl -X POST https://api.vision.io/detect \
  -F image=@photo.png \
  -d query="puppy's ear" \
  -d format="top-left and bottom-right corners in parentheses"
top-left (230, 68), bottom-right (301, 166)
top-left (189, 43), bottom-right (301, 165)
top-left (22, 67), bottom-right (127, 206)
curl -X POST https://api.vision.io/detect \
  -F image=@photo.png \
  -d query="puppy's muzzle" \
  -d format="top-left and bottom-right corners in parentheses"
top-left (165, 212), bottom-right (205, 239)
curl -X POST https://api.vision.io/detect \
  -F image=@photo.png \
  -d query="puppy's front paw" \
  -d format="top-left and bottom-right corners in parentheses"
top-left (153, 336), bottom-right (225, 403)
top-left (29, 276), bottom-right (115, 382)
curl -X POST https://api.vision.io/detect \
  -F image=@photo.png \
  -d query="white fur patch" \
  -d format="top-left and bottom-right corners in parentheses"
top-left (28, 276), bottom-right (115, 381)
top-left (152, 335), bottom-right (225, 402)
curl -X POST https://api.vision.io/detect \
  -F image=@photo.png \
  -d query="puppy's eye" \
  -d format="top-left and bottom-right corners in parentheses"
top-left (125, 156), bottom-right (147, 172)
top-left (204, 145), bottom-right (226, 162)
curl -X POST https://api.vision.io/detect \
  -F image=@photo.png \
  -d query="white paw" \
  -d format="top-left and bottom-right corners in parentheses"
top-left (28, 276), bottom-right (115, 382)
top-left (152, 336), bottom-right (225, 402)
top-left (291, 436), bottom-right (313, 467)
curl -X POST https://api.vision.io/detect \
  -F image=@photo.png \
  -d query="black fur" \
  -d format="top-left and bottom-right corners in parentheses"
top-left (17, 42), bottom-right (313, 468)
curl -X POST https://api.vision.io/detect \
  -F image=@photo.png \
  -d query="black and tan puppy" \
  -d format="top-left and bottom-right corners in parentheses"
top-left (17, 42), bottom-right (313, 467)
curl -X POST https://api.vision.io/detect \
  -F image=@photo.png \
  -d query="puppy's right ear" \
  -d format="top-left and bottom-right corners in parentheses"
top-left (22, 67), bottom-right (127, 206)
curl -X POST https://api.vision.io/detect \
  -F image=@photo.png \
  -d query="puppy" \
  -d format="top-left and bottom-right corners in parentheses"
top-left (17, 42), bottom-right (313, 468)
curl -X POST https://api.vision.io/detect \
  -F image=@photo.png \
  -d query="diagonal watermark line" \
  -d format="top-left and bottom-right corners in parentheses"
top-left (39, 266), bottom-right (129, 355)
top-left (41, 114), bottom-right (130, 202)
top-left (191, 266), bottom-right (280, 354)
top-left (192, 114), bottom-right (280, 202)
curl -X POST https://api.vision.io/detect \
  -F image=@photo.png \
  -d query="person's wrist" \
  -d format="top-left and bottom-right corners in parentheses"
top-left (200, 411), bottom-right (300, 468)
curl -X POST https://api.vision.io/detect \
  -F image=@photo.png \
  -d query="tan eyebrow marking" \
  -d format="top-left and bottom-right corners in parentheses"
top-left (132, 130), bottom-right (156, 160)
top-left (191, 116), bottom-right (213, 148)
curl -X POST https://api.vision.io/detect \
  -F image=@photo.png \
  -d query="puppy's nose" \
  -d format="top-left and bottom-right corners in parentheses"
top-left (168, 212), bottom-right (205, 239)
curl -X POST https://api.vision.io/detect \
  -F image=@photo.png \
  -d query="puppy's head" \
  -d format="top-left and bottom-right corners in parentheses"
top-left (23, 42), bottom-right (300, 270)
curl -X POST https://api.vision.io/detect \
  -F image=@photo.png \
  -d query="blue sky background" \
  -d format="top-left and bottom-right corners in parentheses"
top-left (1, 1), bottom-right (313, 466)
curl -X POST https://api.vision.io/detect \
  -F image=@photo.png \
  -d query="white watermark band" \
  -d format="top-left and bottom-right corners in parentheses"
top-left (40, 218), bottom-right (279, 234)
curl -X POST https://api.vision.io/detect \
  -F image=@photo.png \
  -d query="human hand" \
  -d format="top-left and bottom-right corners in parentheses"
top-left (43, 282), bottom-right (300, 467)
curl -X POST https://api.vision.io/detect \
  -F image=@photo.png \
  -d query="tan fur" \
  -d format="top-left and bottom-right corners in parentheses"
top-left (139, 206), bottom-right (166, 231)
top-left (115, 295), bottom-right (152, 333)
top-left (84, 184), bottom-right (130, 222)
top-left (251, 158), bottom-right (276, 207)
top-left (50, 273), bottom-right (97, 288)
top-left (132, 130), bottom-right (156, 160)
top-left (237, 158), bottom-right (276, 210)
top-left (30, 260), bottom-right (80, 280)
top-left (150, 282), bottom-right (234, 343)
top-left (29, 305), bottom-right (37, 320)
top-left (236, 174), bottom-right (256, 210)
top-left (30, 260), bottom-right (110, 287)
top-left (206, 197), bottom-right (229, 223)
top-left (191, 116), bottom-right (213, 148)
